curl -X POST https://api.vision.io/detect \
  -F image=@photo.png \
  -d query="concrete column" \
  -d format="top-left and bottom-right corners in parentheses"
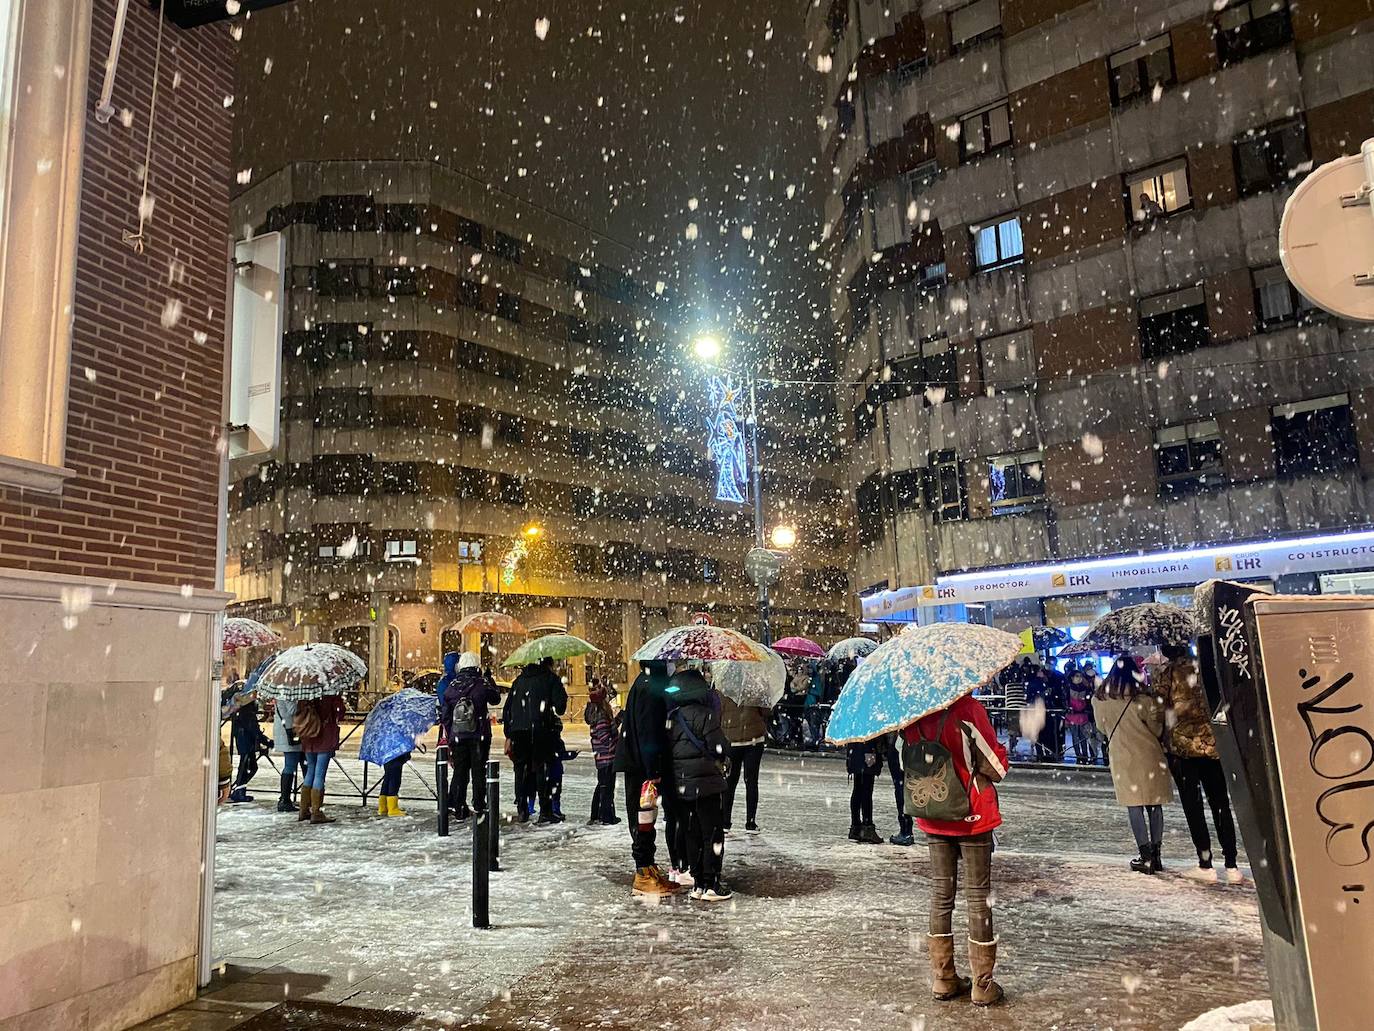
top-left (460, 591), bottom-right (484, 657)
top-left (368, 592), bottom-right (390, 702)
top-left (621, 600), bottom-right (643, 689)
top-left (568, 599), bottom-right (589, 722)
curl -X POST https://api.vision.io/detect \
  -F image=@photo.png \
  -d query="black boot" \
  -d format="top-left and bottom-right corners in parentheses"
top-left (1150, 844), bottom-right (1164, 874)
top-left (1130, 847), bottom-right (1154, 874)
top-left (848, 823), bottom-right (861, 841)
top-left (277, 776), bottom-right (297, 812)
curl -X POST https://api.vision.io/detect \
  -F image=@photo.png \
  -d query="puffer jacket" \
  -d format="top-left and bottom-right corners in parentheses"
top-left (1155, 658), bottom-right (1218, 759)
top-left (720, 696), bottom-right (768, 746)
top-left (443, 666), bottom-right (500, 742)
top-left (666, 670), bottom-right (730, 800)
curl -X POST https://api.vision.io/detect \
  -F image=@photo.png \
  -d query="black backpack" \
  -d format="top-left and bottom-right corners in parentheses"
top-left (901, 709), bottom-right (971, 822)
top-left (450, 695), bottom-right (477, 736)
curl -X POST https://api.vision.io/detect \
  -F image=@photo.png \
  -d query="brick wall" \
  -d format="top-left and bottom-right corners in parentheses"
top-left (0, 4), bottom-right (233, 590)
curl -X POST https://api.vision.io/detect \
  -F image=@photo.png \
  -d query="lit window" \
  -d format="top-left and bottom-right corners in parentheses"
top-left (1155, 421), bottom-right (1224, 495)
top-left (384, 539), bottom-right (419, 563)
top-left (1108, 36), bottom-right (1174, 106)
top-left (960, 101), bottom-right (1012, 162)
top-left (1126, 158), bottom-right (1192, 222)
top-left (971, 215), bottom-right (1023, 272)
top-left (988, 451), bottom-right (1045, 512)
top-left (458, 539), bottom-right (484, 563)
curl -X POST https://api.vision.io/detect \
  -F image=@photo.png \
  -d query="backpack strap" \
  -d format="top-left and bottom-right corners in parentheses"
top-left (918, 705), bottom-right (956, 743)
top-left (672, 707), bottom-right (708, 754)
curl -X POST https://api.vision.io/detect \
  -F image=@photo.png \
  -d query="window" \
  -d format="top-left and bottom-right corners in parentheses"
top-left (1271, 395), bottom-right (1358, 478)
top-left (569, 427), bottom-right (594, 458)
top-left (1155, 421), bottom-right (1224, 495)
top-left (1234, 120), bottom-right (1310, 197)
top-left (895, 57), bottom-right (928, 85)
top-left (489, 230), bottom-right (522, 263)
top-left (456, 278), bottom-right (481, 309)
top-left (315, 388), bottom-right (373, 428)
top-left (1126, 158), bottom-right (1191, 223)
top-left (978, 329), bottom-right (1035, 389)
top-left (569, 316), bottom-right (590, 344)
top-left (316, 259), bottom-right (373, 297)
top-left (950, 0), bottom-right (1001, 51)
top-left (379, 462), bottom-right (420, 494)
top-left (454, 216), bottom-right (483, 249)
top-left (960, 101), bottom-right (1012, 162)
top-left (317, 536), bottom-right (371, 561)
top-left (495, 292), bottom-right (522, 323)
top-left (377, 266), bottom-right (418, 297)
top-left (855, 473), bottom-right (888, 547)
top-left (702, 557), bottom-right (723, 584)
top-left (890, 469), bottom-right (924, 514)
top-left (1108, 36), bottom-right (1174, 106)
top-left (384, 539), bottom-right (419, 563)
top-left (1252, 265), bottom-right (1316, 330)
top-left (988, 451), bottom-right (1045, 512)
top-left (971, 214), bottom-right (1024, 272)
top-left (1216, 1), bottom-right (1292, 66)
top-left (905, 159), bottom-right (939, 199)
top-left (853, 399), bottom-right (877, 442)
top-left (927, 450), bottom-right (968, 522)
top-left (458, 539), bottom-right (484, 564)
top-left (312, 454), bottom-right (373, 496)
top-left (1139, 285), bottom-right (1210, 361)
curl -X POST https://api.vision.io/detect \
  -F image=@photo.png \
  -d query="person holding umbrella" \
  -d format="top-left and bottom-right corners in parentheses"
top-left (665, 663), bottom-right (733, 901)
top-left (712, 647), bottom-right (784, 835)
top-left (615, 659), bottom-right (678, 896)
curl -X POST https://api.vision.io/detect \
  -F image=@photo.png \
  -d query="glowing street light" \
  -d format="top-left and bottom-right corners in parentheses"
top-left (692, 334), bottom-right (723, 363)
top-left (523, 523), bottom-right (543, 539)
top-left (770, 524), bottom-right (798, 551)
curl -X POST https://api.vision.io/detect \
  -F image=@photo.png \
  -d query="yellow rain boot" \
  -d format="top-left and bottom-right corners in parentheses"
top-left (377, 794), bottom-right (388, 816)
top-left (386, 795), bottom-right (406, 817)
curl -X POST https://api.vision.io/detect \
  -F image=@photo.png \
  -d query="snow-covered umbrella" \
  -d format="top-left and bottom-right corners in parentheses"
top-left (633, 625), bottom-right (770, 664)
top-left (222, 617), bottom-right (279, 653)
top-left (710, 648), bottom-right (787, 708)
top-left (1059, 603), bottom-right (1196, 657)
top-left (825, 623), bottom-right (1023, 744)
top-left (827, 636), bottom-right (877, 662)
top-left (451, 611), bottom-right (527, 636)
top-left (252, 643), bottom-right (367, 701)
top-left (501, 632), bottom-right (600, 668)
top-left (772, 636), bottom-right (825, 659)
top-left (359, 688), bottom-right (438, 766)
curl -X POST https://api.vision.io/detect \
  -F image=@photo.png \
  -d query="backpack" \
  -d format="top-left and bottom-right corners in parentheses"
top-left (901, 709), bottom-right (971, 822)
top-left (292, 699), bottom-right (323, 742)
top-left (450, 695), bottom-right (477, 736)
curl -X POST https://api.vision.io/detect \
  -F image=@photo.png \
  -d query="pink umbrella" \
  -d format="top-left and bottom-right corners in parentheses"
top-left (222, 617), bottom-right (279, 653)
top-left (773, 636), bottom-right (825, 659)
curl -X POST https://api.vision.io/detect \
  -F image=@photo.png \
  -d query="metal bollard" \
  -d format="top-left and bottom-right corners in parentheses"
top-left (436, 742), bottom-right (450, 837)
top-left (472, 806), bottom-right (490, 928)
top-left (486, 758), bottom-right (501, 872)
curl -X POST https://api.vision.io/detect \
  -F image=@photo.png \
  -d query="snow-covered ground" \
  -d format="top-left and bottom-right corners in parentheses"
top-left (205, 748), bottom-right (1270, 1031)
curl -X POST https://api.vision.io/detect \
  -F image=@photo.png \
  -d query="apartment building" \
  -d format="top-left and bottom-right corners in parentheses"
top-left (807, 0), bottom-right (1374, 629)
top-left (226, 161), bottom-right (852, 698)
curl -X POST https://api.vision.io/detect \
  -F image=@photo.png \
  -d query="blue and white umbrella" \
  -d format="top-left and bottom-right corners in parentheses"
top-left (825, 622), bottom-right (1022, 744)
top-left (359, 688), bottom-right (437, 766)
top-left (827, 637), bottom-right (878, 662)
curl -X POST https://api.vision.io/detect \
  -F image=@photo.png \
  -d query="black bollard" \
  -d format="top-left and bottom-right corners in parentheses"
top-left (486, 758), bottom-right (501, 872)
top-left (472, 806), bottom-right (490, 928)
top-left (436, 742), bottom-right (450, 837)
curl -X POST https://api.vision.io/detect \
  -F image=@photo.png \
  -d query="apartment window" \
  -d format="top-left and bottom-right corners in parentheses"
top-left (316, 259), bottom-right (373, 297)
top-left (495, 292), bottom-right (522, 323)
top-left (313, 454), bottom-right (373, 496)
top-left (927, 450), bottom-right (968, 523)
top-left (702, 557), bottom-right (723, 585)
top-left (569, 316), bottom-right (590, 344)
top-left (1253, 265), bottom-right (1316, 330)
top-left (890, 469), bottom-right (924, 514)
top-left (489, 230), bottom-right (523, 263)
top-left (971, 214), bottom-right (1024, 272)
top-left (458, 539), bottom-right (484, 564)
top-left (905, 159), bottom-right (939, 199)
top-left (855, 474), bottom-right (888, 547)
top-left (960, 101), bottom-right (1012, 162)
top-left (988, 451), bottom-right (1046, 512)
top-left (380, 462), bottom-right (420, 494)
top-left (895, 57), bottom-right (928, 85)
top-left (1272, 395), bottom-right (1358, 478)
top-left (978, 329), bottom-right (1035, 389)
top-left (950, 0), bottom-right (1001, 52)
top-left (384, 539), bottom-right (419, 563)
top-left (378, 266), bottom-right (418, 297)
top-left (1139, 285), bottom-right (1210, 361)
top-left (454, 217), bottom-right (483, 249)
top-left (1126, 158), bottom-right (1192, 223)
top-left (569, 427), bottom-right (594, 458)
top-left (1155, 421), bottom-right (1224, 495)
top-left (315, 388), bottom-right (374, 428)
top-left (1216, 0), bottom-right (1292, 66)
top-left (1234, 120), bottom-right (1310, 197)
top-left (317, 536), bottom-right (371, 561)
top-left (1108, 35), bottom-right (1175, 106)
top-left (853, 399), bottom-right (877, 442)
top-left (456, 278), bottom-right (481, 309)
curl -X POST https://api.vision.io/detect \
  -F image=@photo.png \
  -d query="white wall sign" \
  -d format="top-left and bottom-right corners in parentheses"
top-left (228, 234), bottom-right (284, 459)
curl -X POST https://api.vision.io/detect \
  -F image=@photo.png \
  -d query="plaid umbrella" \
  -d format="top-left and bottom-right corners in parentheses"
top-left (1059, 603), bottom-right (1196, 657)
top-left (501, 633), bottom-right (600, 668)
top-left (253, 643), bottom-right (367, 701)
top-left (633, 625), bottom-right (769, 664)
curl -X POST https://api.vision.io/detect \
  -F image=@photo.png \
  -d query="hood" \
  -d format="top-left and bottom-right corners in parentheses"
top-left (665, 669), bottom-right (712, 705)
top-left (458, 651), bottom-right (481, 670)
top-left (442, 652), bottom-right (460, 676)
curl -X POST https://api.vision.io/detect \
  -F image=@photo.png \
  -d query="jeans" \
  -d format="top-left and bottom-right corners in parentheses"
top-left (724, 742), bottom-right (764, 827)
top-left (885, 745), bottom-right (913, 836)
top-left (590, 763), bottom-right (616, 822)
top-left (1068, 724), bottom-right (1098, 764)
top-left (1170, 755), bottom-right (1238, 867)
top-left (450, 738), bottom-right (488, 811)
top-left (687, 793), bottom-right (725, 888)
top-left (849, 764), bottom-right (876, 826)
top-left (1127, 804), bottom-right (1164, 850)
top-left (279, 750), bottom-right (303, 801)
top-left (303, 751), bottom-right (332, 792)
top-left (927, 831), bottom-right (994, 941)
top-left (623, 771), bottom-right (657, 869)
top-left (380, 752), bottom-right (410, 796)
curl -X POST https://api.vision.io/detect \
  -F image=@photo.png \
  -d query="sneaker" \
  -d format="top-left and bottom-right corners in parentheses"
top-left (1225, 867), bottom-right (1246, 884)
top-left (674, 867), bottom-right (695, 889)
top-left (697, 882), bottom-right (733, 902)
top-left (889, 833), bottom-right (915, 847)
top-left (1184, 865), bottom-right (1219, 883)
top-left (745, 821), bottom-right (760, 834)
top-left (688, 886), bottom-right (705, 901)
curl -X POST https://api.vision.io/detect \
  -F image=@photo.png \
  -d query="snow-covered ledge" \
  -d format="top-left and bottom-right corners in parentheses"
top-left (0, 566), bottom-right (234, 613)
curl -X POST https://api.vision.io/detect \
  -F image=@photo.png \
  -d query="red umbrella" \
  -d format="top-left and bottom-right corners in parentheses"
top-left (773, 636), bottom-right (825, 659)
top-left (222, 617), bottom-right (279, 653)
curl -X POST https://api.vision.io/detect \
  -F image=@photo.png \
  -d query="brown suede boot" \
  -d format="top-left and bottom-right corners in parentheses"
top-left (928, 933), bottom-right (971, 1001)
top-left (968, 938), bottom-right (1004, 1006)
top-left (309, 787), bottom-right (335, 825)
top-left (297, 788), bottom-right (312, 822)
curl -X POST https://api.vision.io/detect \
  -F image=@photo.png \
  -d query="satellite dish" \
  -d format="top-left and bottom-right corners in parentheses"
top-left (1279, 141), bottom-right (1374, 323)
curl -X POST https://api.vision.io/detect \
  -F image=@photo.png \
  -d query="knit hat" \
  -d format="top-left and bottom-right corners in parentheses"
top-left (458, 651), bottom-right (481, 670)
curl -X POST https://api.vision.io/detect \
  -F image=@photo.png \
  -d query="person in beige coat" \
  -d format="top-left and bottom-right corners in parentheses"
top-left (720, 695), bottom-right (769, 833)
top-left (1092, 655), bottom-right (1173, 874)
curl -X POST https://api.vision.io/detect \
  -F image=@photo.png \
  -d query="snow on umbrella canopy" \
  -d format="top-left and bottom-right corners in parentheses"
top-left (827, 637), bottom-right (878, 662)
top-left (632, 625), bottom-right (770, 664)
top-left (501, 633), bottom-right (600, 668)
top-left (252, 643), bottom-right (367, 702)
top-left (772, 636), bottom-right (825, 659)
top-left (359, 688), bottom-right (438, 766)
top-left (1059, 603), bottom-right (1197, 657)
top-left (709, 648), bottom-right (787, 708)
top-left (451, 611), bottom-right (527, 636)
top-left (222, 617), bottom-right (279, 653)
top-left (825, 622), bottom-right (1023, 745)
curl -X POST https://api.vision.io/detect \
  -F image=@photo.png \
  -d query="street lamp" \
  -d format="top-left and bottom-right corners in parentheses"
top-left (770, 524), bottom-right (797, 551)
top-left (523, 523), bottom-right (543, 539)
top-left (692, 334), bottom-right (722, 362)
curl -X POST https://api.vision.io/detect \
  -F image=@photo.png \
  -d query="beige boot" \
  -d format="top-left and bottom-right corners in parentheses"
top-left (309, 787), bottom-right (335, 825)
top-left (968, 937), bottom-right (1004, 1006)
top-left (928, 933), bottom-right (971, 1001)
top-left (297, 787), bottom-right (312, 822)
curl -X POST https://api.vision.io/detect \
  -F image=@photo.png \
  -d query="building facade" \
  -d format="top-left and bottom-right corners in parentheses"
top-left (226, 161), bottom-right (852, 703)
top-left (806, 0), bottom-right (1374, 630)
top-left (0, 3), bottom-right (234, 1028)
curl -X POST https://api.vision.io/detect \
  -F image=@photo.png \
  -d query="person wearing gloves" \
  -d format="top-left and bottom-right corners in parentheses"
top-left (665, 666), bottom-right (733, 902)
top-left (720, 695), bottom-right (768, 834)
top-left (272, 696), bottom-right (304, 813)
top-left (442, 651), bottom-right (501, 820)
top-left (902, 692), bottom-right (1010, 1007)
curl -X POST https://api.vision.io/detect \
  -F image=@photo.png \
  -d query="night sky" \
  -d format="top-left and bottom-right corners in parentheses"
top-left (233, 0), bottom-right (831, 362)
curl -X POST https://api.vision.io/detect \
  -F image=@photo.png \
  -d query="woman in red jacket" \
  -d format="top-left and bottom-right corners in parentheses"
top-left (901, 692), bottom-right (1008, 1007)
top-left (298, 693), bottom-right (347, 825)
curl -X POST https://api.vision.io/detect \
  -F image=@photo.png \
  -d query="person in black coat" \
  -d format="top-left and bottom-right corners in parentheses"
top-left (502, 661), bottom-right (537, 822)
top-left (666, 667), bottom-right (733, 901)
top-left (614, 660), bottom-right (678, 895)
top-left (508, 657), bottom-right (568, 824)
top-left (227, 686), bottom-right (271, 804)
top-left (442, 651), bottom-right (501, 819)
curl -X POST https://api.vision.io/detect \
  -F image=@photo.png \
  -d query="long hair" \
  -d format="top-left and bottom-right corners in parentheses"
top-left (1096, 654), bottom-right (1145, 700)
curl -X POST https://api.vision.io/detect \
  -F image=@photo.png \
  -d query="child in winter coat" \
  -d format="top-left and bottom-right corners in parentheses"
top-left (584, 677), bottom-right (621, 826)
top-left (666, 667), bottom-right (732, 901)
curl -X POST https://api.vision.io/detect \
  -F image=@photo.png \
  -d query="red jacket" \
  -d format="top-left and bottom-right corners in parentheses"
top-left (901, 694), bottom-right (1008, 838)
top-left (300, 694), bottom-right (347, 754)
